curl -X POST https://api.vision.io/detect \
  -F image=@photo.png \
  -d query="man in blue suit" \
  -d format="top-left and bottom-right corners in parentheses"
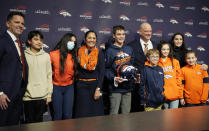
top-left (128, 22), bottom-right (156, 112)
top-left (0, 12), bottom-right (28, 126)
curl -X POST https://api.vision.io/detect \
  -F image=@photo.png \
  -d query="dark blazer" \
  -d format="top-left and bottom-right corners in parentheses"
top-left (0, 32), bottom-right (28, 101)
top-left (128, 35), bottom-right (156, 72)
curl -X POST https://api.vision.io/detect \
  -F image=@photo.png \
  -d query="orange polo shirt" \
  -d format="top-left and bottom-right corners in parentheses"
top-left (158, 58), bottom-right (183, 101)
top-left (180, 64), bottom-right (209, 104)
top-left (50, 50), bottom-right (74, 86)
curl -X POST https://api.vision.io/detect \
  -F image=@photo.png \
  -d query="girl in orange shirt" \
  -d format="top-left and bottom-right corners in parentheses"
top-left (180, 50), bottom-right (209, 107)
top-left (157, 41), bottom-right (182, 109)
top-left (50, 33), bottom-right (77, 120)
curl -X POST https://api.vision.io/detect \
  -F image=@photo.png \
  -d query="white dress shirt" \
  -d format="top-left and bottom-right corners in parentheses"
top-left (140, 38), bottom-right (153, 53)
top-left (7, 30), bottom-right (21, 57)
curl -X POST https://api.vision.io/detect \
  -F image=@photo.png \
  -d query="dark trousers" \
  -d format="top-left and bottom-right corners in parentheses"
top-left (0, 84), bottom-right (26, 127)
top-left (23, 99), bottom-right (47, 123)
top-left (52, 84), bottom-right (74, 120)
top-left (131, 84), bottom-right (144, 112)
top-left (0, 96), bottom-right (22, 126)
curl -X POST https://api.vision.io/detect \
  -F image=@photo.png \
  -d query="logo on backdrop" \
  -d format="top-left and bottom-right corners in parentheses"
top-left (137, 2), bottom-right (148, 6)
top-left (155, 2), bottom-right (164, 8)
top-left (99, 15), bottom-right (112, 19)
top-left (153, 30), bottom-right (163, 37)
top-left (184, 19), bottom-right (194, 26)
top-left (170, 18), bottom-right (178, 24)
top-left (80, 12), bottom-right (93, 19)
top-left (35, 24), bottom-right (50, 32)
top-left (125, 30), bottom-right (130, 35)
top-left (120, 0), bottom-right (131, 6)
top-left (43, 43), bottom-right (49, 49)
top-left (201, 6), bottom-right (209, 12)
top-left (197, 61), bottom-right (205, 64)
top-left (197, 46), bottom-right (205, 51)
top-left (185, 6), bottom-right (196, 11)
top-left (120, 14), bottom-right (130, 21)
top-left (101, 0), bottom-right (112, 4)
top-left (80, 26), bottom-right (90, 33)
top-left (169, 4), bottom-right (181, 11)
top-left (199, 21), bottom-right (208, 26)
top-left (35, 10), bottom-right (50, 15)
top-left (9, 5), bottom-right (26, 14)
top-left (187, 47), bottom-right (192, 50)
top-left (197, 33), bottom-right (207, 38)
top-left (136, 16), bottom-right (147, 22)
top-left (99, 27), bottom-right (111, 34)
top-left (58, 27), bottom-right (72, 32)
top-left (168, 32), bottom-right (174, 37)
top-left (184, 32), bottom-right (192, 37)
top-left (59, 10), bottom-right (71, 17)
top-left (153, 18), bottom-right (164, 23)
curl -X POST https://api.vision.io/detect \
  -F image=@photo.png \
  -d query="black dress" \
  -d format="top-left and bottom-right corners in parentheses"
top-left (75, 49), bottom-right (105, 118)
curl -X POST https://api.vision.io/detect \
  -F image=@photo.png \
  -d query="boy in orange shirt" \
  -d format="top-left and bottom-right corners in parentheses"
top-left (180, 50), bottom-right (209, 107)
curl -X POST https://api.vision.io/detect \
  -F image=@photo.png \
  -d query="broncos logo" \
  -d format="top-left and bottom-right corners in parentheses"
top-left (117, 51), bottom-right (129, 58)
top-left (121, 65), bottom-right (136, 72)
top-left (164, 74), bottom-right (173, 79)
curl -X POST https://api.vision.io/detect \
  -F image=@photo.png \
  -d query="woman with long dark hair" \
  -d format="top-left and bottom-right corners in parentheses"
top-left (75, 31), bottom-right (105, 118)
top-left (171, 32), bottom-right (208, 69)
top-left (50, 33), bottom-right (77, 120)
top-left (170, 33), bottom-right (187, 67)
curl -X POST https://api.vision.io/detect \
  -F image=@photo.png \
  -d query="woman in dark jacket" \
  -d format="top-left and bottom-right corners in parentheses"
top-left (75, 31), bottom-right (105, 118)
top-left (170, 33), bottom-right (187, 67)
top-left (171, 32), bottom-right (208, 70)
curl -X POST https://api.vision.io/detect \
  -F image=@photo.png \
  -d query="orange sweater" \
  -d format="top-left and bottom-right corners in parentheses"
top-left (158, 58), bottom-right (182, 101)
top-left (180, 64), bottom-right (209, 104)
top-left (50, 50), bottom-right (74, 86)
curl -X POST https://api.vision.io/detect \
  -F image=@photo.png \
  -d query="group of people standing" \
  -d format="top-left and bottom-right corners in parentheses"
top-left (0, 12), bottom-right (208, 127)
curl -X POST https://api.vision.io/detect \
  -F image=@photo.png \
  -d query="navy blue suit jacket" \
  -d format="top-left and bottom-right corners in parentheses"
top-left (0, 32), bottom-right (28, 101)
top-left (128, 35), bottom-right (157, 72)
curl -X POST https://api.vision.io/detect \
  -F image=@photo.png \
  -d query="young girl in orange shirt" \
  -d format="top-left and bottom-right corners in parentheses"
top-left (157, 41), bottom-right (182, 109)
top-left (180, 50), bottom-right (209, 107)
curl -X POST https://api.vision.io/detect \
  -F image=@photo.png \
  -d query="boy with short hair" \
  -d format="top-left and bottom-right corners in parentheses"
top-left (105, 25), bottom-right (137, 115)
top-left (139, 49), bottom-right (165, 111)
top-left (180, 50), bottom-right (209, 107)
top-left (23, 30), bottom-right (53, 123)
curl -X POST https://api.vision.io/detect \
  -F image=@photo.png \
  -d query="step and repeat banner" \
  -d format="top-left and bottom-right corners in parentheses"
top-left (0, 0), bottom-right (209, 65)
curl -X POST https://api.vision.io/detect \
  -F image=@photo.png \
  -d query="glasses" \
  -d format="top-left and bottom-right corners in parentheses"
top-left (149, 56), bottom-right (159, 59)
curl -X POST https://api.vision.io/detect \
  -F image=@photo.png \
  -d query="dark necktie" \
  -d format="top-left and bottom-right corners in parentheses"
top-left (144, 43), bottom-right (148, 55)
top-left (16, 40), bottom-right (26, 81)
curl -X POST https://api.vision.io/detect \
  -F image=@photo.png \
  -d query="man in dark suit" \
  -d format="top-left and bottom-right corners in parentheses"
top-left (128, 22), bottom-right (156, 112)
top-left (0, 12), bottom-right (28, 126)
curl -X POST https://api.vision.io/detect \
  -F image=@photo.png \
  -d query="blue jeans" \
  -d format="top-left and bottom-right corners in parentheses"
top-left (52, 84), bottom-right (74, 120)
top-left (164, 99), bottom-right (179, 109)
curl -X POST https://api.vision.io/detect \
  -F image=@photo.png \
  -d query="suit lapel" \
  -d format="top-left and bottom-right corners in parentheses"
top-left (4, 32), bottom-right (22, 64)
top-left (137, 38), bottom-right (146, 58)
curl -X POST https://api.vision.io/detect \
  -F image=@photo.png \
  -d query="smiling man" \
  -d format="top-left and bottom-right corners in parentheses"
top-left (128, 22), bottom-right (157, 112)
top-left (0, 12), bottom-right (28, 126)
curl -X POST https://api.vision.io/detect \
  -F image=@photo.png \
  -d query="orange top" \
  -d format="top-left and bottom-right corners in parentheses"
top-left (50, 50), bottom-right (74, 86)
top-left (180, 64), bottom-right (209, 104)
top-left (158, 58), bottom-right (183, 100)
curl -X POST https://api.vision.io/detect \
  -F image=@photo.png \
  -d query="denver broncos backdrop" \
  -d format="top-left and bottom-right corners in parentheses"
top-left (0, 0), bottom-right (209, 66)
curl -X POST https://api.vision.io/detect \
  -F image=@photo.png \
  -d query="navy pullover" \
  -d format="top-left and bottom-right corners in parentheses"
top-left (139, 65), bottom-right (165, 108)
top-left (105, 44), bottom-right (134, 93)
